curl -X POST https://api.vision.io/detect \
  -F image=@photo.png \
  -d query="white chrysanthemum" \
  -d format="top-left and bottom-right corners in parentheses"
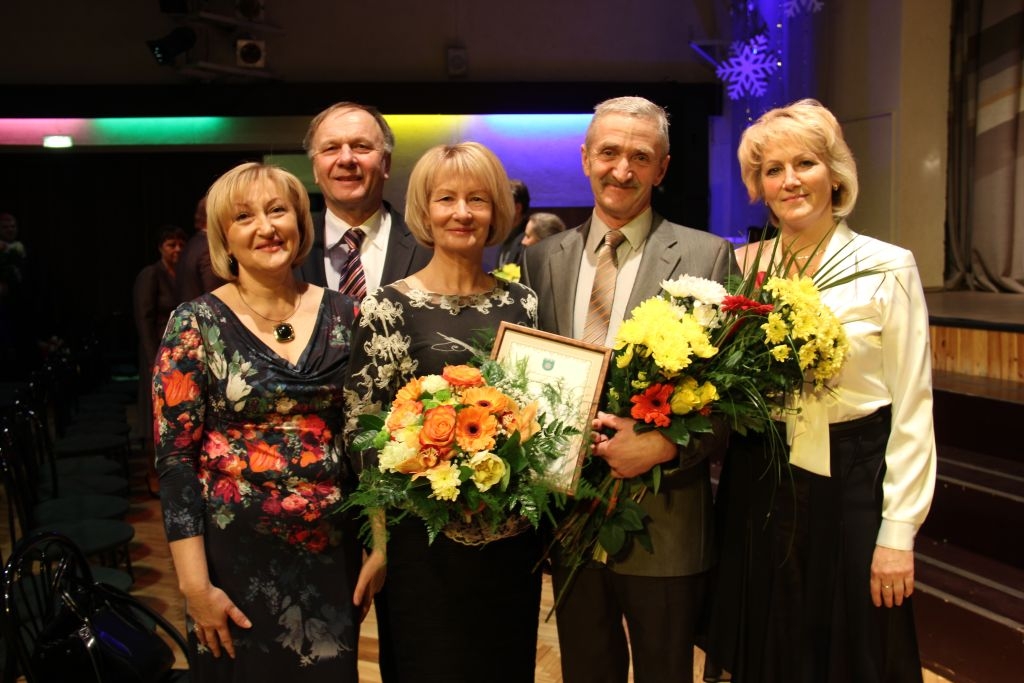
top-left (420, 375), bottom-right (450, 394)
top-left (378, 438), bottom-right (417, 472)
top-left (661, 276), bottom-right (727, 305)
top-left (691, 302), bottom-right (722, 330)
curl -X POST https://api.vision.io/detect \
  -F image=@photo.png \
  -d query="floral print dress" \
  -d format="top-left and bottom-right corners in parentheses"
top-left (154, 290), bottom-right (360, 682)
top-left (344, 278), bottom-right (544, 683)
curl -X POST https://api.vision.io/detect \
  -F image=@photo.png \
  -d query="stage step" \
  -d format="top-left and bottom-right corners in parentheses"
top-left (914, 536), bottom-right (1024, 682)
top-left (922, 445), bottom-right (1024, 570)
top-left (918, 370), bottom-right (1024, 681)
top-left (932, 371), bottom-right (1024, 461)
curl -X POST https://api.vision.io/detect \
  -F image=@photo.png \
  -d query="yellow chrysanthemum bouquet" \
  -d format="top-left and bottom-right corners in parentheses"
top-left (551, 244), bottom-right (860, 591)
top-left (346, 360), bottom-right (579, 545)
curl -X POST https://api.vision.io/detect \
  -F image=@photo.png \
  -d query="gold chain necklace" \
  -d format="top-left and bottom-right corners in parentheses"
top-left (793, 249), bottom-right (824, 261)
top-left (235, 285), bottom-right (302, 343)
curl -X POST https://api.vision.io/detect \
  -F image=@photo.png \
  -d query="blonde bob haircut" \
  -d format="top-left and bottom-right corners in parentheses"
top-left (737, 98), bottom-right (859, 226)
top-left (404, 142), bottom-right (515, 248)
top-left (205, 162), bottom-right (315, 281)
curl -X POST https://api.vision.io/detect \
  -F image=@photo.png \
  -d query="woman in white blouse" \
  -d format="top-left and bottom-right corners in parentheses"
top-left (705, 99), bottom-right (937, 683)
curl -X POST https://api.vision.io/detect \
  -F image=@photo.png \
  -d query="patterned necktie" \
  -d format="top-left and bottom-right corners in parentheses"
top-left (582, 230), bottom-right (625, 345)
top-left (330, 229), bottom-right (366, 299)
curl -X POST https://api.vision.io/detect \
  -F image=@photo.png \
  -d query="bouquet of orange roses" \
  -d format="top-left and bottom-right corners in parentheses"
top-left (346, 360), bottom-right (579, 545)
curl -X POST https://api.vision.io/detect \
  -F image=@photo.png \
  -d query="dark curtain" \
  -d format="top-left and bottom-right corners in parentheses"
top-left (946, 0), bottom-right (1024, 292)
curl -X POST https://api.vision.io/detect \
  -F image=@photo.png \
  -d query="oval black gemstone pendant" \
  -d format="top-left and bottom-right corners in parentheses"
top-left (273, 323), bottom-right (295, 343)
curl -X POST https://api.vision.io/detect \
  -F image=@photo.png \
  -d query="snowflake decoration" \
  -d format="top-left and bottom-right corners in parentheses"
top-left (715, 33), bottom-right (779, 100)
top-left (783, 0), bottom-right (825, 17)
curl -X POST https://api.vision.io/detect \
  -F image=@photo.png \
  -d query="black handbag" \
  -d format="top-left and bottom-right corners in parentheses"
top-left (32, 579), bottom-right (176, 683)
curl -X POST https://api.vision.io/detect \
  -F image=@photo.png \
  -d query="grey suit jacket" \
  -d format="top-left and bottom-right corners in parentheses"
top-left (297, 202), bottom-right (432, 289)
top-left (522, 212), bottom-right (738, 577)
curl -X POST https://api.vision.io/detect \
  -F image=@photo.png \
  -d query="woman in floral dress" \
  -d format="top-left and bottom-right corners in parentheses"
top-left (345, 142), bottom-right (541, 683)
top-left (154, 162), bottom-right (361, 681)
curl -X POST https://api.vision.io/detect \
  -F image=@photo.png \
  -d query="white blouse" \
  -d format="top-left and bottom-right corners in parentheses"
top-left (789, 222), bottom-right (937, 551)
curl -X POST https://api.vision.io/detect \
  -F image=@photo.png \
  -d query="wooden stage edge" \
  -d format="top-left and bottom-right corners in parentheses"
top-left (925, 290), bottom-right (1024, 383)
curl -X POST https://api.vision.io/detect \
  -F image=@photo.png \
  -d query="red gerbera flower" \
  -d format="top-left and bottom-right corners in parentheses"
top-left (721, 294), bottom-right (774, 315)
top-left (629, 383), bottom-right (673, 428)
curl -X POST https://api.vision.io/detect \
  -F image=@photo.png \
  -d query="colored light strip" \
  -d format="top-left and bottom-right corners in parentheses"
top-left (0, 113), bottom-right (595, 207)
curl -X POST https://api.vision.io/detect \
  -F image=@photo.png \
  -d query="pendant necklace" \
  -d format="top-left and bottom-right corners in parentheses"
top-left (236, 285), bottom-right (302, 343)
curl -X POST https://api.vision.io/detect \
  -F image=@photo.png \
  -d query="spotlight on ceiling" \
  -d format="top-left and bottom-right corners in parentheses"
top-left (146, 26), bottom-right (197, 66)
top-left (236, 39), bottom-right (266, 68)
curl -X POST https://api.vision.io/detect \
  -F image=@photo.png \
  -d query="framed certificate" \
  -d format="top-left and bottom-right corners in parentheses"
top-left (491, 322), bottom-right (611, 494)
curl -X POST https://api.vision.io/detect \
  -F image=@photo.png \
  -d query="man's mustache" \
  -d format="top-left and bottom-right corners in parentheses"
top-left (601, 179), bottom-right (641, 190)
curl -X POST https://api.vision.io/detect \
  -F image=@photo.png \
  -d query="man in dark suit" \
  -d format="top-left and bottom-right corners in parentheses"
top-left (300, 101), bottom-right (429, 683)
top-left (522, 96), bottom-right (737, 683)
top-left (175, 196), bottom-right (224, 304)
top-left (298, 102), bottom-right (431, 292)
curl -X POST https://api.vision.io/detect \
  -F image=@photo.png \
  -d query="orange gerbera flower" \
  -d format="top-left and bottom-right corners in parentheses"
top-left (630, 383), bottom-right (673, 428)
top-left (387, 399), bottom-right (424, 431)
top-left (455, 406), bottom-right (498, 452)
top-left (442, 364), bottom-right (484, 387)
top-left (420, 405), bottom-right (457, 448)
top-left (396, 377), bottom-right (424, 403)
top-left (461, 386), bottom-right (511, 414)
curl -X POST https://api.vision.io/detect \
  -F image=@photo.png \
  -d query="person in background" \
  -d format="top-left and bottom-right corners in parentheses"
top-left (0, 212), bottom-right (30, 370)
top-left (175, 196), bottom-right (225, 303)
top-left (519, 211), bottom-right (567, 249)
top-left (705, 99), bottom-right (936, 683)
top-left (345, 142), bottom-right (540, 683)
top-left (154, 162), bottom-right (361, 681)
top-left (522, 96), bottom-right (736, 683)
top-left (133, 224), bottom-right (186, 495)
top-left (494, 178), bottom-right (531, 267)
top-left (298, 101), bottom-right (432, 297)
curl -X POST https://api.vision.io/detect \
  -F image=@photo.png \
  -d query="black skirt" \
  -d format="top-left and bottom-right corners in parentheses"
top-left (374, 516), bottom-right (542, 683)
top-left (706, 408), bottom-right (923, 683)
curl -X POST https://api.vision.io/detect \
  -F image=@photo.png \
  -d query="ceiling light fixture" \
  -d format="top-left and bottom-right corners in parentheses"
top-left (42, 135), bottom-right (73, 148)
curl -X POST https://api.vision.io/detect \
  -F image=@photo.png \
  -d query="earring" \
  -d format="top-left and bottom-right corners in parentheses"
top-left (832, 184), bottom-right (839, 191)
top-left (228, 255), bottom-right (238, 276)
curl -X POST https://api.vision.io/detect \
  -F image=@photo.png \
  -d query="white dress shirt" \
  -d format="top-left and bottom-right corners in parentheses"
top-left (572, 208), bottom-right (653, 346)
top-left (788, 222), bottom-right (937, 551)
top-left (323, 207), bottom-right (391, 293)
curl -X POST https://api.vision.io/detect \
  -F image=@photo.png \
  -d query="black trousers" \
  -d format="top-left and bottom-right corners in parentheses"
top-left (552, 564), bottom-right (706, 683)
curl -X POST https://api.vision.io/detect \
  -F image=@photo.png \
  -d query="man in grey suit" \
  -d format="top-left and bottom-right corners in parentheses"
top-left (522, 96), bottom-right (737, 683)
top-left (298, 102), bottom-right (431, 291)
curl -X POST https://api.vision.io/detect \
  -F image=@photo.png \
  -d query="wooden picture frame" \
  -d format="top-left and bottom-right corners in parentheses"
top-left (491, 322), bottom-right (612, 494)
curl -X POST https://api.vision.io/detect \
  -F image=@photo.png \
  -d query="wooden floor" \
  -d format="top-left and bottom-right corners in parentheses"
top-left (2, 416), bottom-right (954, 683)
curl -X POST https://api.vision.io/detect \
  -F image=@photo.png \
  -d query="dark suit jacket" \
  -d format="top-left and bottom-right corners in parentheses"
top-left (175, 230), bottom-right (224, 305)
top-left (522, 212), bottom-right (738, 577)
top-left (297, 202), bottom-right (432, 290)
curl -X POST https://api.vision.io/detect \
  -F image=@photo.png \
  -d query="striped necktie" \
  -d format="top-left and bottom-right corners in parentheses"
top-left (330, 228), bottom-right (366, 299)
top-left (582, 229), bottom-right (625, 345)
